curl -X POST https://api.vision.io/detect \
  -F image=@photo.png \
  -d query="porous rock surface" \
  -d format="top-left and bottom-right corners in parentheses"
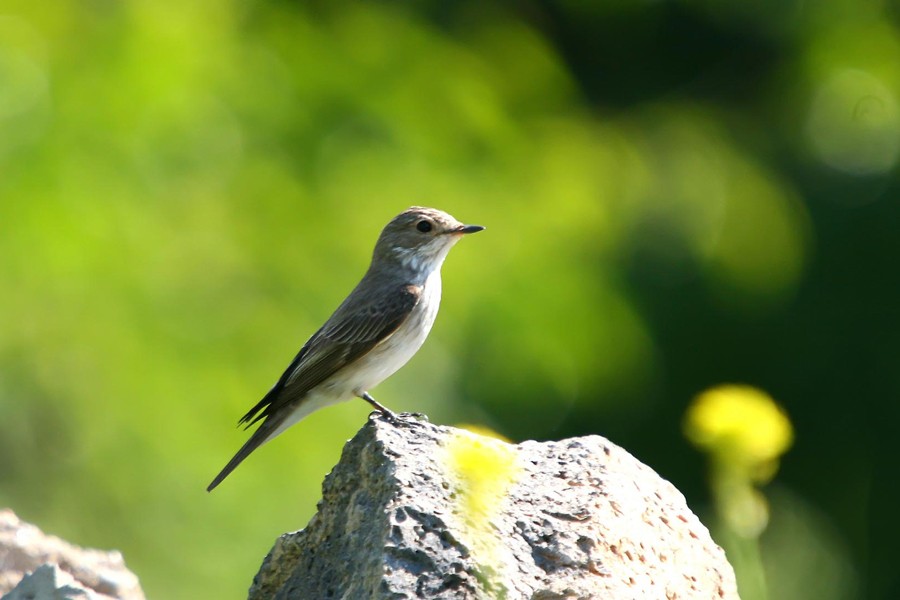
top-left (249, 414), bottom-right (739, 600)
top-left (0, 509), bottom-right (144, 600)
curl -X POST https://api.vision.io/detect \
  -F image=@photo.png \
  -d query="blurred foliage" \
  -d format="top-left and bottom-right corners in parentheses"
top-left (0, 0), bottom-right (897, 598)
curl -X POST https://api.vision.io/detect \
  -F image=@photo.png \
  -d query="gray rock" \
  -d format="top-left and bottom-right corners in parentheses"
top-left (0, 509), bottom-right (144, 600)
top-left (248, 414), bottom-right (739, 600)
top-left (2, 564), bottom-right (91, 600)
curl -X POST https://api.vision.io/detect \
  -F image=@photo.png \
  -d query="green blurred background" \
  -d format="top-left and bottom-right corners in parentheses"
top-left (1, 0), bottom-right (896, 598)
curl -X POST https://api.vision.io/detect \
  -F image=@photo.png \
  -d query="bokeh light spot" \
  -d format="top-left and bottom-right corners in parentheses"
top-left (806, 68), bottom-right (900, 175)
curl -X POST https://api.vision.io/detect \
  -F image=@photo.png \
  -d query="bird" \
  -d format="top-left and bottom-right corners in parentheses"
top-left (207, 207), bottom-right (484, 491)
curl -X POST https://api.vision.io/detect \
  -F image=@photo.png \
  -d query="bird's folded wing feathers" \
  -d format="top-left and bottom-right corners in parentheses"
top-left (238, 283), bottom-right (422, 428)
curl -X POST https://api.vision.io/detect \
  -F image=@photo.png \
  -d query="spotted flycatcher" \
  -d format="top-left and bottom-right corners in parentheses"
top-left (207, 207), bottom-right (483, 491)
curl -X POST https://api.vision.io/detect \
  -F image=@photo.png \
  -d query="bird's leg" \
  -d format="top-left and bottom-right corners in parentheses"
top-left (360, 391), bottom-right (397, 421)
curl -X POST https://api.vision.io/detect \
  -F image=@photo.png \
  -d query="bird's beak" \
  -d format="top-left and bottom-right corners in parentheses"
top-left (455, 224), bottom-right (485, 235)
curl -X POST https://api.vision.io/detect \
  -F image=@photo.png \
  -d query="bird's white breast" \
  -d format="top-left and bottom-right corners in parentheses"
top-left (346, 270), bottom-right (442, 393)
top-left (267, 272), bottom-right (442, 442)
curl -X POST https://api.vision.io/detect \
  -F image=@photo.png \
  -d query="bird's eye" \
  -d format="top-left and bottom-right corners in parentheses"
top-left (416, 220), bottom-right (433, 233)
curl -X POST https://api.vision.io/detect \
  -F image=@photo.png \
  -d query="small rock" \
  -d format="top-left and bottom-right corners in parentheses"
top-left (0, 509), bottom-right (144, 600)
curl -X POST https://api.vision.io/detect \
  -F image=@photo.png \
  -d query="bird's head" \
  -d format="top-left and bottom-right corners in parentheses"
top-left (372, 207), bottom-right (484, 275)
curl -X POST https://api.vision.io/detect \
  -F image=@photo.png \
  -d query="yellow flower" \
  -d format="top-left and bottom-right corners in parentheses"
top-left (455, 424), bottom-right (513, 444)
top-left (684, 384), bottom-right (793, 481)
top-left (444, 426), bottom-right (519, 528)
top-left (441, 427), bottom-right (521, 592)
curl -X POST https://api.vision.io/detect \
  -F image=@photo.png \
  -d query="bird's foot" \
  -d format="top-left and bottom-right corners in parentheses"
top-left (361, 392), bottom-right (397, 422)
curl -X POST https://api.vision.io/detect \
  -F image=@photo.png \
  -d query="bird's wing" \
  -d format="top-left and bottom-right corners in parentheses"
top-left (239, 282), bottom-right (422, 428)
top-left (206, 282), bottom-right (422, 492)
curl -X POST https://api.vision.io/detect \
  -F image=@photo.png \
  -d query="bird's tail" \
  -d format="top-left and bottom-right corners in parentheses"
top-left (206, 413), bottom-right (288, 492)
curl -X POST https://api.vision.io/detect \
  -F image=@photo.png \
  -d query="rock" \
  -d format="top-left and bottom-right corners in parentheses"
top-left (2, 564), bottom-right (92, 600)
top-left (248, 413), bottom-right (739, 599)
top-left (0, 509), bottom-right (144, 600)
